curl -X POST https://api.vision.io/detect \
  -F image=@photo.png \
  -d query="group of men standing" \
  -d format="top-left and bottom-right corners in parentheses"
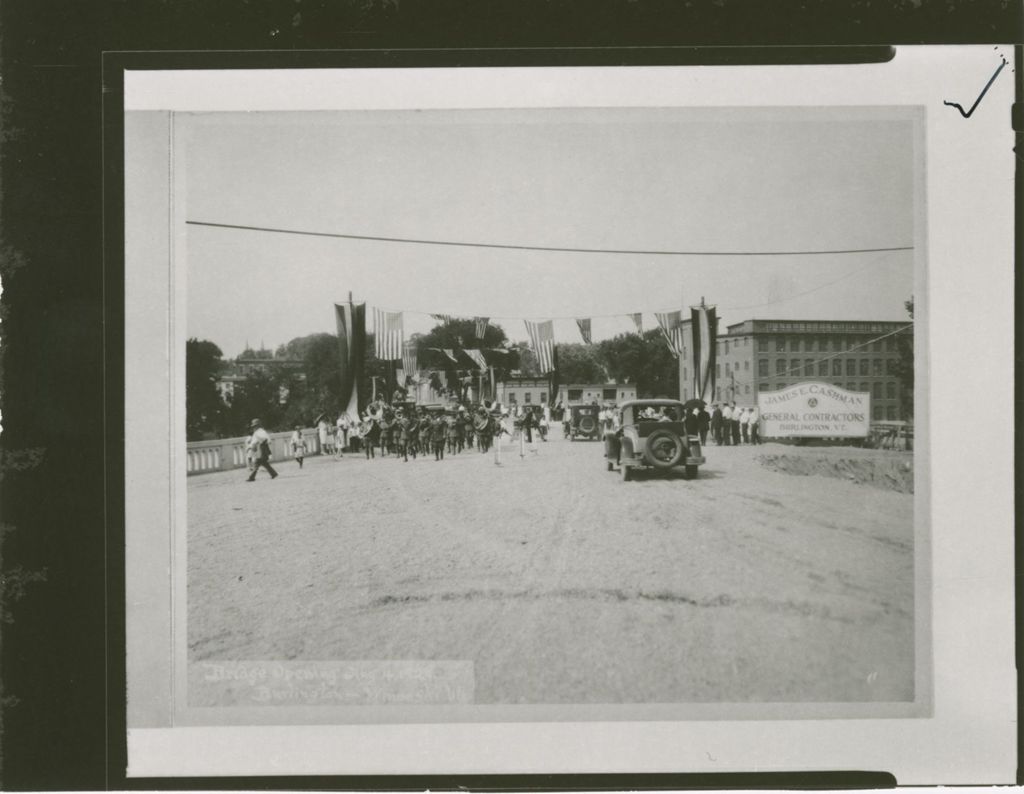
top-left (710, 403), bottom-right (761, 446)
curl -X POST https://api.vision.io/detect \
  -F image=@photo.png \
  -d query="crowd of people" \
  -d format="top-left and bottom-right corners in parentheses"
top-left (710, 403), bottom-right (761, 445)
top-left (242, 395), bottom-right (763, 481)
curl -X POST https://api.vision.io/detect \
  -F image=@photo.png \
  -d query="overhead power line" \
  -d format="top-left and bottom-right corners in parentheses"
top-left (187, 219), bottom-right (914, 258)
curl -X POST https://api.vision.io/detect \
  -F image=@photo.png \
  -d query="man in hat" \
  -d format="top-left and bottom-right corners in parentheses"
top-left (246, 418), bottom-right (278, 481)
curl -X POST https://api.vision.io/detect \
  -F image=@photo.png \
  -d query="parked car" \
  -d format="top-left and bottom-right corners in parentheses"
top-left (603, 399), bottom-right (705, 480)
top-left (568, 404), bottom-right (601, 440)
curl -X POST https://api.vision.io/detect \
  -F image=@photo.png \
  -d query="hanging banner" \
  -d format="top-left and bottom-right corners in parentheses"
top-left (630, 313), bottom-right (643, 335)
top-left (690, 305), bottom-right (718, 405)
top-left (576, 318), bottom-right (593, 345)
top-left (758, 382), bottom-right (870, 438)
top-left (402, 340), bottom-right (418, 379)
top-left (464, 349), bottom-right (488, 370)
top-left (335, 301), bottom-right (366, 422)
top-left (474, 317), bottom-right (490, 339)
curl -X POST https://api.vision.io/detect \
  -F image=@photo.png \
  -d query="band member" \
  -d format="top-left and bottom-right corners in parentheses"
top-left (431, 412), bottom-right (447, 460)
top-left (418, 410), bottom-right (433, 457)
top-left (361, 413), bottom-right (380, 459)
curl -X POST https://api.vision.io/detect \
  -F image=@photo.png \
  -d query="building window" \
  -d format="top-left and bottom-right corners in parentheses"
top-left (776, 338), bottom-right (786, 352)
top-left (860, 382), bottom-right (869, 393)
top-left (846, 359), bottom-right (856, 376)
top-left (859, 359), bottom-right (869, 376)
top-left (789, 338), bottom-right (800, 352)
top-left (872, 340), bottom-right (882, 352)
top-left (886, 382), bottom-right (896, 399)
top-left (541, 393), bottom-right (547, 403)
top-left (758, 359), bottom-right (769, 377)
top-left (724, 340), bottom-right (729, 354)
top-left (603, 388), bottom-right (616, 400)
top-left (873, 406), bottom-right (883, 420)
top-left (886, 359), bottom-right (897, 376)
top-left (776, 359), bottom-right (786, 376)
top-left (804, 338), bottom-right (813, 352)
top-left (716, 364), bottom-right (721, 378)
top-left (886, 337), bottom-right (896, 352)
top-left (567, 389), bottom-right (582, 401)
top-left (744, 360), bottom-right (750, 371)
top-left (804, 358), bottom-right (813, 375)
top-left (715, 387), bottom-right (721, 400)
top-left (509, 393), bottom-right (518, 403)
top-left (818, 360), bottom-right (828, 376)
top-left (759, 338), bottom-right (769, 352)
top-left (524, 393), bottom-right (532, 403)
top-left (872, 383), bottom-right (882, 398)
top-left (886, 405), bottom-right (897, 420)
top-left (872, 359), bottom-right (883, 376)
top-left (832, 359), bottom-right (842, 376)
top-left (790, 358), bottom-right (800, 374)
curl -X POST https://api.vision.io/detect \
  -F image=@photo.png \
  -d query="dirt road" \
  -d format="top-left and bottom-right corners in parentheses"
top-left (187, 431), bottom-right (914, 704)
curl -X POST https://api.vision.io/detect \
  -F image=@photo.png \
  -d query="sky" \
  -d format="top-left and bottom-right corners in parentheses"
top-left (183, 108), bottom-right (917, 358)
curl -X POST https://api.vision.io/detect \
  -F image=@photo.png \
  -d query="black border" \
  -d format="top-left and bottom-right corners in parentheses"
top-left (1, 1), bottom-right (1020, 789)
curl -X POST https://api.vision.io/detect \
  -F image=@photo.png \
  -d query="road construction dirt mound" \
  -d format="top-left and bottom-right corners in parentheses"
top-left (757, 450), bottom-right (914, 494)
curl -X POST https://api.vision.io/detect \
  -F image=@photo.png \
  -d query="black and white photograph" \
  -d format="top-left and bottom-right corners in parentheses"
top-left (176, 106), bottom-right (921, 715)
top-left (122, 52), bottom-right (1013, 781)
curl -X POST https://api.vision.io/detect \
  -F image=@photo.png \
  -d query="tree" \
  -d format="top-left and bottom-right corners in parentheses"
top-left (185, 338), bottom-right (226, 440)
top-left (223, 367), bottom-right (286, 435)
top-left (598, 330), bottom-right (678, 399)
top-left (554, 343), bottom-right (606, 384)
top-left (896, 297), bottom-right (914, 420)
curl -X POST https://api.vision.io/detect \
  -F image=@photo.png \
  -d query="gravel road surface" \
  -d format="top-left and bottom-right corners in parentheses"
top-left (188, 431), bottom-right (914, 704)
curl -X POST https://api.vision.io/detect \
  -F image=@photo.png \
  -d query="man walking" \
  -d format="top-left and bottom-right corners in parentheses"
top-left (246, 418), bottom-right (278, 482)
top-left (730, 402), bottom-right (742, 445)
top-left (720, 403), bottom-right (733, 446)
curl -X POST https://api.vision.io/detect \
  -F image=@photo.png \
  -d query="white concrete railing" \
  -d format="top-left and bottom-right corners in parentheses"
top-left (186, 429), bottom-right (324, 475)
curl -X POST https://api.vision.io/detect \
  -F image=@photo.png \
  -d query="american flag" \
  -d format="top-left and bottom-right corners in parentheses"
top-left (576, 318), bottom-right (592, 345)
top-left (474, 316), bottom-right (489, 339)
top-left (402, 340), bottom-right (418, 377)
top-left (524, 319), bottom-right (556, 374)
top-left (654, 310), bottom-right (685, 357)
top-left (431, 313), bottom-right (453, 326)
top-left (373, 308), bottom-right (404, 360)
top-left (630, 313), bottom-right (643, 335)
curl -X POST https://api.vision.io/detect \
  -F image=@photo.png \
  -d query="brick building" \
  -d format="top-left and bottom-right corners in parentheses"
top-left (681, 319), bottom-right (912, 421)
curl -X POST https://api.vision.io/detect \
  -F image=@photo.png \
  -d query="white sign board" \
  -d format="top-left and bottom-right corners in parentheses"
top-left (758, 382), bottom-right (870, 438)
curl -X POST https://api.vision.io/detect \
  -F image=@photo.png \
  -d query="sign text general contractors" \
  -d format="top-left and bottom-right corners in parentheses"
top-left (757, 382), bottom-right (870, 438)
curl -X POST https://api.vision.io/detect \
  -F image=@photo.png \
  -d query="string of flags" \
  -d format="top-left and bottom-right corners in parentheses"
top-left (373, 306), bottom-right (714, 372)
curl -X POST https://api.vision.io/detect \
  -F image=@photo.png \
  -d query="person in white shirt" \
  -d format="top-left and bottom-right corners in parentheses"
top-left (720, 404), bottom-right (733, 446)
top-left (747, 407), bottom-right (761, 445)
top-left (739, 408), bottom-right (750, 443)
top-left (289, 425), bottom-right (307, 468)
top-left (246, 418), bottom-right (278, 482)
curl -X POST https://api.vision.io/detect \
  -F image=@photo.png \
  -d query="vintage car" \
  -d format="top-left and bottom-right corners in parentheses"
top-left (603, 399), bottom-right (705, 480)
top-left (568, 404), bottom-right (601, 441)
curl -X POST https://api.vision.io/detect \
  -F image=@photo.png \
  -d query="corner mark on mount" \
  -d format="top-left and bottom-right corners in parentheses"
top-left (943, 55), bottom-right (1008, 119)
